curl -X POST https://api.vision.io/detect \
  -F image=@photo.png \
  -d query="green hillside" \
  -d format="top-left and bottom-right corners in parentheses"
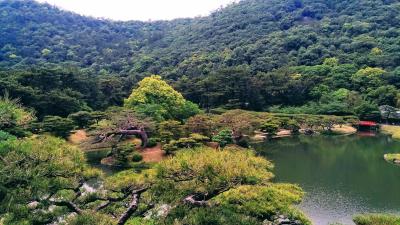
top-left (1, 0), bottom-right (400, 118)
top-left (2, 1), bottom-right (400, 224)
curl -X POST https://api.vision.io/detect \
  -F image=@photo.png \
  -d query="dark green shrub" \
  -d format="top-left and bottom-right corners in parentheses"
top-left (40, 116), bottom-right (75, 138)
top-left (175, 137), bottom-right (200, 148)
top-left (236, 137), bottom-right (250, 148)
top-left (114, 144), bottom-right (135, 166)
top-left (3, 126), bottom-right (29, 138)
top-left (0, 131), bottom-right (16, 141)
top-left (163, 142), bottom-right (179, 154)
top-left (68, 111), bottom-right (95, 128)
top-left (131, 153), bottom-right (143, 162)
top-left (209, 107), bottom-right (228, 114)
top-left (163, 136), bottom-right (204, 154)
top-left (285, 119), bottom-right (300, 133)
top-left (212, 129), bottom-right (233, 147)
top-left (260, 122), bottom-right (279, 135)
top-left (146, 138), bottom-right (159, 148)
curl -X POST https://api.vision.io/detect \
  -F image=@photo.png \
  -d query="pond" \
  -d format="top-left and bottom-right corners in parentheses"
top-left (85, 149), bottom-right (124, 175)
top-left (253, 134), bottom-right (400, 225)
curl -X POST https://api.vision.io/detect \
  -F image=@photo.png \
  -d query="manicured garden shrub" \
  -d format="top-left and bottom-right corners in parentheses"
top-left (131, 153), bottom-right (143, 162)
top-left (260, 122), bottom-right (279, 135)
top-left (212, 129), bottom-right (233, 147)
top-left (146, 138), bottom-right (159, 148)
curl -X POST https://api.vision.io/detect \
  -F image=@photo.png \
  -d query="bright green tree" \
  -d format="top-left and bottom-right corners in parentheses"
top-left (351, 67), bottom-right (386, 91)
top-left (124, 75), bottom-right (200, 121)
top-left (323, 57), bottom-right (339, 67)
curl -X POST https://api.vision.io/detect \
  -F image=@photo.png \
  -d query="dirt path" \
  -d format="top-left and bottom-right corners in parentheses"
top-left (69, 129), bottom-right (166, 163)
top-left (68, 129), bottom-right (88, 144)
top-left (139, 144), bottom-right (166, 163)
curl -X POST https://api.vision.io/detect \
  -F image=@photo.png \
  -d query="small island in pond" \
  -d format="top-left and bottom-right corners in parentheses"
top-left (384, 153), bottom-right (400, 165)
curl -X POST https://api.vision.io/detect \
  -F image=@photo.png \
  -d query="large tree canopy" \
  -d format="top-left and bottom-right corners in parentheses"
top-left (124, 75), bottom-right (200, 121)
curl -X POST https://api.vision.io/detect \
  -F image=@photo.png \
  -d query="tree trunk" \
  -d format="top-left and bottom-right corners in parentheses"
top-left (53, 201), bottom-right (83, 214)
top-left (94, 129), bottom-right (148, 147)
top-left (117, 193), bottom-right (139, 225)
top-left (116, 188), bottom-right (148, 225)
top-left (117, 129), bottom-right (148, 147)
top-left (183, 195), bottom-right (210, 207)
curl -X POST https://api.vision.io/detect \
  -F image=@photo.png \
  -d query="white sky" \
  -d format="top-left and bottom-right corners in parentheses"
top-left (35, 0), bottom-right (237, 21)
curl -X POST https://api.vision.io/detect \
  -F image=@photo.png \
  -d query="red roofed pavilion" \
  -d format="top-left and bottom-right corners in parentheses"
top-left (358, 121), bottom-right (378, 127)
top-left (357, 121), bottom-right (379, 131)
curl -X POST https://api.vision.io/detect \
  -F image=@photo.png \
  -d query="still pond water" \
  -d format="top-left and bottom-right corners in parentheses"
top-left (253, 134), bottom-right (400, 225)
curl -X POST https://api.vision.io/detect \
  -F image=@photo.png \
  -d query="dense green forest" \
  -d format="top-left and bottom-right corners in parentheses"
top-left (0, 72), bottom-right (316, 225)
top-left (0, 72), bottom-right (397, 225)
top-left (1, 0), bottom-right (400, 119)
top-left (2, 0), bottom-right (400, 224)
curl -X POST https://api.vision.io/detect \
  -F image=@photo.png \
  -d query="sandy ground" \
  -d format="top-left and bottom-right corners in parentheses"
top-left (68, 129), bottom-right (166, 163)
top-left (331, 125), bottom-right (357, 135)
top-left (139, 144), bottom-right (166, 163)
top-left (275, 129), bottom-right (292, 137)
top-left (251, 130), bottom-right (292, 141)
top-left (68, 129), bottom-right (88, 144)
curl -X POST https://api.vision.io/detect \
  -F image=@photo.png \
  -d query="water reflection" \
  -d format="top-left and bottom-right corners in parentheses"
top-left (253, 134), bottom-right (400, 225)
top-left (85, 149), bottom-right (124, 175)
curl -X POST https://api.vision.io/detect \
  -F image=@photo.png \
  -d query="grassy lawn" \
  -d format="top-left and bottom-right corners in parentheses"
top-left (353, 214), bottom-right (400, 225)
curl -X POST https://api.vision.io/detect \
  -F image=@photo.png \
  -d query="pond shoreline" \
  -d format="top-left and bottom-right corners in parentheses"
top-left (251, 124), bottom-right (357, 142)
top-left (253, 134), bottom-right (400, 225)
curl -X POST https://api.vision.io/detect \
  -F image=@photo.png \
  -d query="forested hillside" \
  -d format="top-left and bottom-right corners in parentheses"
top-left (1, 0), bottom-right (400, 118)
top-left (2, 1), bottom-right (400, 224)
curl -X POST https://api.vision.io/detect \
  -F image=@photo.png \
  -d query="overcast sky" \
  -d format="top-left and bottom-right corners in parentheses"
top-left (35, 0), bottom-right (237, 21)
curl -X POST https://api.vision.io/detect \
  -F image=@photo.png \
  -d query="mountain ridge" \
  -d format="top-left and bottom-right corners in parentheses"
top-left (1, 0), bottom-right (400, 117)
top-left (1, 0), bottom-right (399, 74)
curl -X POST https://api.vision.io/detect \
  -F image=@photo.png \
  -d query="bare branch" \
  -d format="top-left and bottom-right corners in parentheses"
top-left (116, 187), bottom-right (149, 225)
top-left (183, 195), bottom-right (210, 207)
top-left (96, 201), bottom-right (112, 211)
top-left (92, 129), bottom-right (148, 147)
top-left (94, 192), bottom-right (132, 212)
top-left (51, 200), bottom-right (83, 214)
